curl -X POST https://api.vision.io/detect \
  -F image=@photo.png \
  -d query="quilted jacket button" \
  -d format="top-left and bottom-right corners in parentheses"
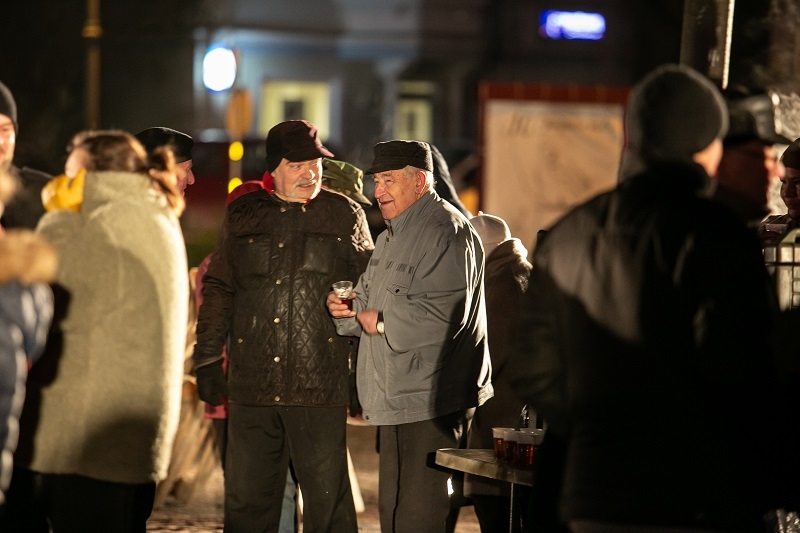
top-left (275, 279), bottom-right (281, 285)
top-left (273, 356), bottom-right (280, 363)
top-left (274, 396), bottom-right (280, 402)
top-left (277, 242), bottom-right (285, 248)
top-left (237, 338), bottom-right (243, 344)
top-left (327, 337), bottom-right (334, 343)
top-left (280, 207), bottom-right (286, 213)
top-left (248, 238), bottom-right (253, 244)
top-left (273, 317), bottom-right (280, 324)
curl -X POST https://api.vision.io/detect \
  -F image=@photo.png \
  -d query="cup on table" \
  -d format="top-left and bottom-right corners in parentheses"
top-left (502, 428), bottom-right (519, 464)
top-left (332, 280), bottom-right (354, 310)
top-left (516, 428), bottom-right (545, 468)
top-left (491, 427), bottom-right (513, 460)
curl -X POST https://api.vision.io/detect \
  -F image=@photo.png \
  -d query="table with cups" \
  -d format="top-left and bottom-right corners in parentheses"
top-left (435, 428), bottom-right (545, 532)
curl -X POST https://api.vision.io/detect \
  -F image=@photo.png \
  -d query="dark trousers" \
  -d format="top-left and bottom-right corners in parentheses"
top-left (224, 404), bottom-right (357, 533)
top-left (0, 467), bottom-right (154, 533)
top-left (378, 411), bottom-right (469, 533)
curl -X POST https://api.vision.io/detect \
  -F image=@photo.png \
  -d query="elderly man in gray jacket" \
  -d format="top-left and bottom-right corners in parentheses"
top-left (328, 140), bottom-right (493, 533)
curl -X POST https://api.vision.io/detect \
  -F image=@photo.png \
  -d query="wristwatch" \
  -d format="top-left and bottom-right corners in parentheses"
top-left (376, 311), bottom-right (385, 336)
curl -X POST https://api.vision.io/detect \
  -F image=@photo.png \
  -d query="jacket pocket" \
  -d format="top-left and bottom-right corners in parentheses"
top-left (299, 233), bottom-right (337, 275)
top-left (232, 233), bottom-right (273, 278)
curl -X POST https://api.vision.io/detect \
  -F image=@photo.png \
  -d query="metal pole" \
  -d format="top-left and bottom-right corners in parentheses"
top-left (680, 0), bottom-right (735, 89)
top-left (83, 0), bottom-right (102, 129)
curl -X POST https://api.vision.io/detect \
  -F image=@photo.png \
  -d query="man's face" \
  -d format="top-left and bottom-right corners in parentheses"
top-left (781, 167), bottom-right (800, 220)
top-left (175, 159), bottom-right (195, 195)
top-left (0, 114), bottom-right (15, 170)
top-left (373, 167), bottom-right (422, 220)
top-left (272, 158), bottom-right (322, 202)
top-left (716, 139), bottom-right (783, 212)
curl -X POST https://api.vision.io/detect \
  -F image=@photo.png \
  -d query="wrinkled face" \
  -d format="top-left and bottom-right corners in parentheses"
top-left (781, 167), bottom-right (800, 220)
top-left (717, 139), bottom-right (783, 213)
top-left (0, 114), bottom-right (15, 170)
top-left (272, 158), bottom-right (322, 203)
top-left (65, 147), bottom-right (90, 178)
top-left (175, 159), bottom-right (195, 194)
top-left (373, 167), bottom-right (423, 220)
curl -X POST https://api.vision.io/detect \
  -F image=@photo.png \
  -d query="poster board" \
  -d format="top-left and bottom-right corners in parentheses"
top-left (478, 83), bottom-right (630, 256)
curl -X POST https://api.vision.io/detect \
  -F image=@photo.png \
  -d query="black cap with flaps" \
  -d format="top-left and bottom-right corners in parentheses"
top-left (366, 140), bottom-right (433, 174)
top-left (265, 120), bottom-right (333, 172)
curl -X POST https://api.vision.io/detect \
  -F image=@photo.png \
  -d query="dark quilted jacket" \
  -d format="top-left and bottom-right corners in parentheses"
top-left (195, 188), bottom-right (373, 406)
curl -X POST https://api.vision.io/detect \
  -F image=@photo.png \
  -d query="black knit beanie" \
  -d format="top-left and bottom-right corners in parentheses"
top-left (624, 64), bottom-right (728, 163)
top-left (0, 81), bottom-right (18, 132)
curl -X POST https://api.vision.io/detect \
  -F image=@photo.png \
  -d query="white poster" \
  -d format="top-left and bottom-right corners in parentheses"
top-left (483, 99), bottom-right (625, 256)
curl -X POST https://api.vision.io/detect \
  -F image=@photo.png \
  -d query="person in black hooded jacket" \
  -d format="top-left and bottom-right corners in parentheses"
top-left (507, 64), bottom-right (793, 532)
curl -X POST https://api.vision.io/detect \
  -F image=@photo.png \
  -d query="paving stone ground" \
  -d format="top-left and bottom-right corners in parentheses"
top-left (146, 424), bottom-right (480, 533)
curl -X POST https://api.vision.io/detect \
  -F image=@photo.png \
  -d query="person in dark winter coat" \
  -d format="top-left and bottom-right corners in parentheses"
top-left (507, 64), bottom-right (792, 532)
top-left (714, 90), bottom-right (789, 228)
top-left (0, 81), bottom-right (51, 230)
top-left (0, 167), bottom-right (56, 510)
top-left (464, 212), bottom-right (532, 533)
top-left (430, 143), bottom-right (471, 218)
top-left (193, 120), bottom-right (373, 533)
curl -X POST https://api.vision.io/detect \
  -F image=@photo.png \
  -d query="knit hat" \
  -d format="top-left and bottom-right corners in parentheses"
top-left (322, 158), bottom-right (372, 206)
top-left (366, 140), bottom-right (433, 174)
top-left (134, 127), bottom-right (194, 163)
top-left (625, 64), bottom-right (728, 163)
top-left (0, 81), bottom-right (18, 132)
top-left (471, 212), bottom-right (511, 256)
top-left (781, 138), bottom-right (800, 170)
top-left (265, 120), bottom-right (333, 172)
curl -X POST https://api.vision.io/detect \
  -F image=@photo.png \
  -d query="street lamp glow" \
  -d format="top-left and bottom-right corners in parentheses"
top-left (203, 45), bottom-right (237, 92)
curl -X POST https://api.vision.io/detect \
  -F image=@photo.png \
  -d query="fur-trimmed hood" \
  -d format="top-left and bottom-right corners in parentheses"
top-left (0, 229), bottom-right (57, 285)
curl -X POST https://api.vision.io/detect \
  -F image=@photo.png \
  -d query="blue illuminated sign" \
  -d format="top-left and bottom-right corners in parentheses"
top-left (540, 10), bottom-right (606, 40)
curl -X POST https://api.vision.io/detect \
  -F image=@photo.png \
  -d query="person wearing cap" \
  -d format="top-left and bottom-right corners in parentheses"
top-left (0, 81), bottom-right (51, 230)
top-left (714, 90), bottom-right (789, 227)
top-left (321, 158), bottom-right (372, 207)
top-left (327, 140), bottom-right (493, 533)
top-left (193, 120), bottom-right (372, 532)
top-left (506, 64), bottom-right (791, 531)
top-left (760, 137), bottom-right (800, 244)
top-left (464, 212), bottom-right (532, 533)
top-left (135, 127), bottom-right (195, 194)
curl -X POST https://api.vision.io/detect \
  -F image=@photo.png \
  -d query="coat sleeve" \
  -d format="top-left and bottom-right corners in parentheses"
top-left (506, 263), bottom-right (567, 431)
top-left (193, 214), bottom-right (234, 368)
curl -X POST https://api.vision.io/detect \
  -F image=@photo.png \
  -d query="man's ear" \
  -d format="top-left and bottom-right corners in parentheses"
top-left (415, 171), bottom-right (426, 194)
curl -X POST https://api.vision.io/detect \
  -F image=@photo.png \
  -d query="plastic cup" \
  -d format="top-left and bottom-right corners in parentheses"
top-left (492, 427), bottom-right (512, 460)
top-left (502, 428), bottom-right (519, 463)
top-left (332, 281), bottom-right (354, 310)
top-left (516, 431), bottom-right (536, 467)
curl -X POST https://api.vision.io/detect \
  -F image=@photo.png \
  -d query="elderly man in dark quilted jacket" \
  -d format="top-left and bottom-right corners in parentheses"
top-left (193, 120), bottom-right (373, 533)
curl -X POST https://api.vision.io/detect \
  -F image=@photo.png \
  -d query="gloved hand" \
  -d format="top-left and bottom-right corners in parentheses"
top-left (195, 359), bottom-right (228, 406)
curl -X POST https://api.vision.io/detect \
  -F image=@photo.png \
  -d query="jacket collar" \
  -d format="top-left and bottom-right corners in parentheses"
top-left (384, 190), bottom-right (437, 236)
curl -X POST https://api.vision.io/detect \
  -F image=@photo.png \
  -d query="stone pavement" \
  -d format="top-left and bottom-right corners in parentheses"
top-left (146, 424), bottom-right (480, 533)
